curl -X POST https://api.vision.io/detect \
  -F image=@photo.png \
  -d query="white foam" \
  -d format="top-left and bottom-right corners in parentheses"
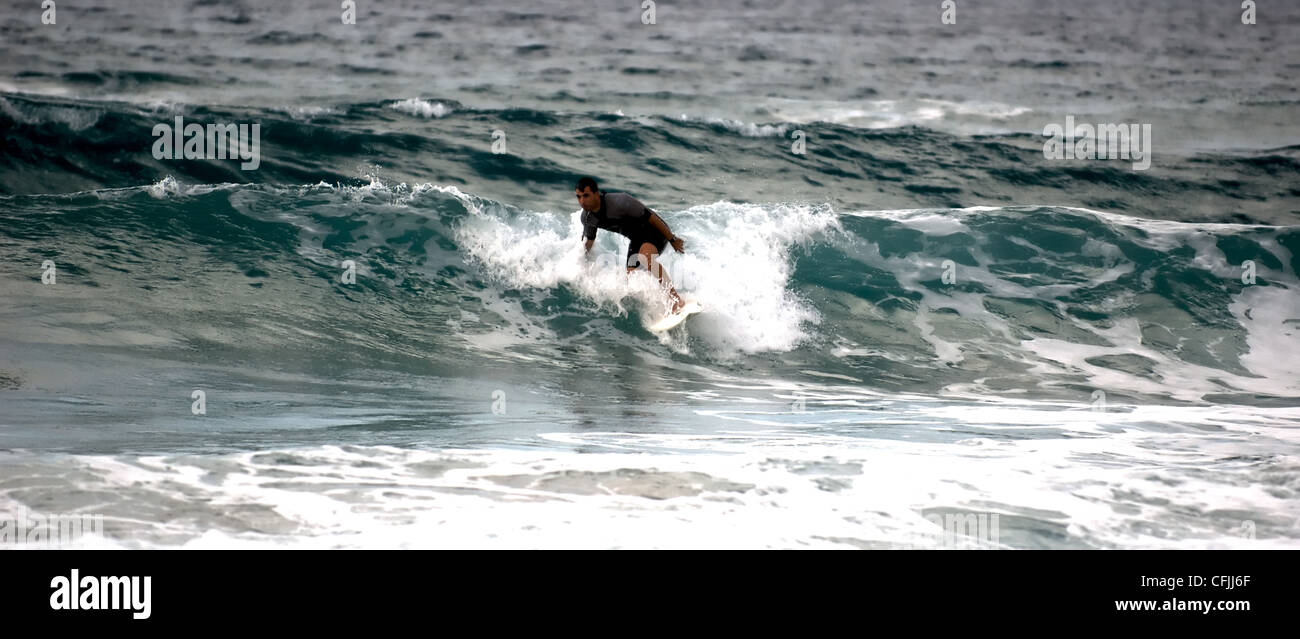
top-left (895, 212), bottom-right (970, 236)
top-left (8, 404), bottom-right (1296, 549)
top-left (758, 97), bottom-right (1033, 134)
top-left (388, 98), bottom-right (453, 119)
top-left (451, 195), bottom-right (841, 354)
top-left (146, 175), bottom-right (186, 198)
top-left (279, 105), bottom-right (334, 121)
top-left (0, 96), bottom-right (103, 131)
top-left (674, 113), bottom-right (789, 137)
top-left (141, 176), bottom-right (238, 199)
top-left (1229, 284), bottom-right (1300, 395)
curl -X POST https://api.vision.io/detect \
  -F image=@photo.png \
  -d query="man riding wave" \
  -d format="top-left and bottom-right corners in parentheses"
top-left (574, 176), bottom-right (685, 313)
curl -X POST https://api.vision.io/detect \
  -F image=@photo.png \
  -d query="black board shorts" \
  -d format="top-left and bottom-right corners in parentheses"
top-left (624, 231), bottom-right (670, 268)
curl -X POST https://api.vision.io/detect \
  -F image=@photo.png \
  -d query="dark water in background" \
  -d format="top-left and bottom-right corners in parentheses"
top-left (3, 0), bottom-right (1299, 221)
top-left (0, 0), bottom-right (1297, 548)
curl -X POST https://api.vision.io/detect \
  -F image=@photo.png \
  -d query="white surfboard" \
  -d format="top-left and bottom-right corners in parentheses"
top-left (649, 300), bottom-right (703, 332)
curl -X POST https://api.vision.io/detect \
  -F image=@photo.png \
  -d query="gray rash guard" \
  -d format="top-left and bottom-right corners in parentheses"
top-left (581, 191), bottom-right (662, 243)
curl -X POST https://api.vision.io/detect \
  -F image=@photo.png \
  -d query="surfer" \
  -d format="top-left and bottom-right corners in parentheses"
top-left (575, 176), bottom-right (686, 313)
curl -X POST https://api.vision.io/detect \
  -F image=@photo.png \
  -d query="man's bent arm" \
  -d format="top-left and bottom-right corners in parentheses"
top-left (648, 211), bottom-right (674, 239)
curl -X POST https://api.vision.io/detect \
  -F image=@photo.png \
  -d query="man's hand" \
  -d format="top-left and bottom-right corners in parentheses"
top-left (584, 238), bottom-right (594, 253)
top-left (669, 236), bottom-right (685, 253)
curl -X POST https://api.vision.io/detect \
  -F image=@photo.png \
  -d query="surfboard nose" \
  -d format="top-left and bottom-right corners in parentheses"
top-left (649, 301), bottom-right (704, 332)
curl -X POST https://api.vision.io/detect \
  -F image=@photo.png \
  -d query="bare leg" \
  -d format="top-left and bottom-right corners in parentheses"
top-left (627, 242), bottom-right (683, 313)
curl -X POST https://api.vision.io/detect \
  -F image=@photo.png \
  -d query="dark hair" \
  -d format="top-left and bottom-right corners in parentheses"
top-left (575, 176), bottom-right (598, 192)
